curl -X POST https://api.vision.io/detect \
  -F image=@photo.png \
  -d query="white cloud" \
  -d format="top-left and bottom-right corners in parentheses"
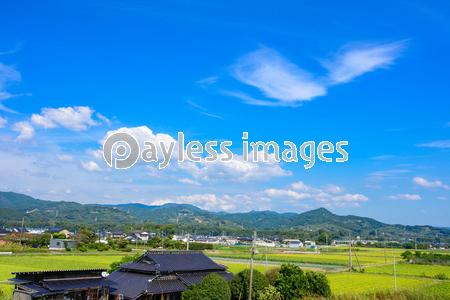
top-left (0, 115), bottom-right (7, 128)
top-left (124, 178), bottom-right (133, 183)
top-left (413, 177), bottom-right (450, 190)
top-left (227, 41), bottom-right (406, 107)
top-left (417, 140), bottom-right (450, 148)
top-left (96, 113), bottom-right (111, 126)
top-left (323, 41), bottom-right (406, 84)
top-left (178, 151), bottom-right (291, 183)
top-left (12, 121), bottom-right (35, 142)
top-left (369, 169), bottom-right (411, 177)
top-left (231, 48), bottom-right (326, 106)
top-left (331, 194), bottom-right (369, 202)
top-left (370, 155), bottom-right (395, 160)
top-left (31, 106), bottom-right (100, 131)
top-left (0, 62), bottom-right (21, 113)
top-left (80, 160), bottom-right (102, 172)
top-left (387, 194), bottom-right (421, 200)
top-left (178, 178), bottom-right (201, 186)
top-left (290, 181), bottom-right (320, 193)
top-left (324, 184), bottom-right (345, 194)
top-left (86, 149), bottom-right (103, 160)
top-left (438, 196), bottom-right (447, 200)
top-left (55, 154), bottom-right (73, 162)
top-left (151, 193), bottom-right (271, 212)
top-left (264, 188), bottom-right (311, 200)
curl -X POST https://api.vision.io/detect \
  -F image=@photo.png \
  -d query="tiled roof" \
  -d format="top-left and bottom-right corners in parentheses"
top-left (178, 271), bottom-right (234, 286)
top-left (41, 278), bottom-right (115, 291)
top-left (12, 269), bottom-right (107, 275)
top-left (19, 285), bottom-right (64, 297)
top-left (119, 262), bottom-right (157, 273)
top-left (145, 276), bottom-right (187, 295)
top-left (108, 271), bottom-right (155, 299)
top-left (143, 251), bottom-right (227, 273)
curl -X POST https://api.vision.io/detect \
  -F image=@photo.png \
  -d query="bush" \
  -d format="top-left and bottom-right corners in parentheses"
top-left (121, 247), bottom-right (132, 252)
top-left (274, 264), bottom-right (331, 299)
top-left (181, 273), bottom-right (231, 300)
top-left (109, 253), bottom-right (142, 273)
top-left (434, 272), bottom-right (449, 280)
top-left (266, 268), bottom-right (280, 285)
top-left (230, 269), bottom-right (269, 300)
top-left (258, 285), bottom-right (281, 300)
top-left (65, 247), bottom-right (72, 252)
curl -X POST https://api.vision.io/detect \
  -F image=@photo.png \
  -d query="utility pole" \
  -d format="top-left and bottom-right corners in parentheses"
top-left (393, 249), bottom-right (397, 291)
top-left (384, 242), bottom-right (387, 263)
top-left (349, 233), bottom-right (352, 271)
top-left (265, 244), bottom-right (268, 273)
top-left (186, 233), bottom-right (190, 251)
top-left (248, 231), bottom-right (256, 300)
top-left (326, 234), bottom-right (328, 254)
top-left (19, 217), bottom-right (25, 246)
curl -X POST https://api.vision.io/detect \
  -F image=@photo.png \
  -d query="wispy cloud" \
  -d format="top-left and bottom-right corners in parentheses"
top-left (387, 194), bottom-right (421, 200)
top-left (231, 47), bottom-right (326, 106)
top-left (0, 62), bottom-right (21, 113)
top-left (413, 177), bottom-right (450, 189)
top-left (178, 178), bottom-right (201, 186)
top-left (369, 169), bottom-right (411, 177)
top-left (80, 160), bottom-right (102, 172)
top-left (322, 40), bottom-right (407, 84)
top-left (0, 115), bottom-right (7, 128)
top-left (200, 112), bottom-right (223, 119)
top-left (417, 140), bottom-right (450, 148)
top-left (226, 41), bottom-right (406, 107)
top-left (370, 155), bottom-right (395, 160)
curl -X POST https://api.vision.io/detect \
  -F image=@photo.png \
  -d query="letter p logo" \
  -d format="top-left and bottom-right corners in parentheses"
top-left (103, 132), bottom-right (140, 169)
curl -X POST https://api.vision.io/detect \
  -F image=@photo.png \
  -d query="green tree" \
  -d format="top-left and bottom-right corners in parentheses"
top-left (258, 285), bottom-right (281, 300)
top-left (181, 273), bottom-right (231, 300)
top-left (265, 267), bottom-right (280, 285)
top-left (230, 269), bottom-right (269, 300)
top-left (317, 232), bottom-right (327, 245)
top-left (109, 253), bottom-right (141, 273)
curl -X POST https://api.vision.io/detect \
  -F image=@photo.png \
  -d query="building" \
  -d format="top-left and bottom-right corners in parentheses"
top-left (110, 232), bottom-right (127, 239)
top-left (0, 228), bottom-right (11, 237)
top-left (49, 239), bottom-right (76, 250)
top-left (44, 228), bottom-right (70, 237)
top-left (5, 269), bottom-right (114, 300)
top-left (108, 250), bottom-right (234, 300)
top-left (130, 230), bottom-right (149, 241)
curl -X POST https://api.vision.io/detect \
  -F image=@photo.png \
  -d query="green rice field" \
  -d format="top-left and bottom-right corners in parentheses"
top-left (365, 263), bottom-right (450, 279)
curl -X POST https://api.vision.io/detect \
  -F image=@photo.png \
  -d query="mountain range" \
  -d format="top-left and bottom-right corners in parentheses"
top-left (0, 191), bottom-right (448, 240)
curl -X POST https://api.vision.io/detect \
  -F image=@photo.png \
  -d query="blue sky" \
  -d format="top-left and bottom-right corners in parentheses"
top-left (0, 0), bottom-right (449, 226)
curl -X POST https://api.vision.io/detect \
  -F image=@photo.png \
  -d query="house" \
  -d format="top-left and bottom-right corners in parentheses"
top-left (5, 269), bottom-right (114, 300)
top-left (305, 241), bottom-right (316, 248)
top-left (0, 228), bottom-right (11, 237)
top-left (286, 240), bottom-right (303, 248)
top-left (108, 250), bottom-right (234, 300)
top-left (49, 239), bottom-right (76, 250)
top-left (110, 232), bottom-right (127, 239)
top-left (130, 230), bottom-right (149, 241)
top-left (44, 228), bottom-right (70, 238)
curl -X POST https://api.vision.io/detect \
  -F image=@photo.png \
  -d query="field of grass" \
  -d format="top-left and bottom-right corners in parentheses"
top-left (222, 262), bottom-right (273, 275)
top-left (423, 281), bottom-right (450, 297)
top-left (327, 272), bottom-right (434, 295)
top-left (206, 252), bottom-right (395, 267)
top-left (365, 263), bottom-right (450, 279)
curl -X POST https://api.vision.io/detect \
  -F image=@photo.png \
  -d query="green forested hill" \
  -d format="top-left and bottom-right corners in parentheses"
top-left (0, 191), bottom-right (448, 240)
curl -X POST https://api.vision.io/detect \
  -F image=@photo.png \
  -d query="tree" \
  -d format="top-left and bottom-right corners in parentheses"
top-left (229, 269), bottom-right (269, 300)
top-left (317, 233), bottom-right (327, 245)
top-left (258, 286), bottom-right (282, 300)
top-left (181, 273), bottom-right (230, 300)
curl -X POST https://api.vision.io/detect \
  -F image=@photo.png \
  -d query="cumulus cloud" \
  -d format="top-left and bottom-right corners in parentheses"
top-left (0, 115), bottom-right (7, 128)
top-left (324, 184), bottom-right (345, 194)
top-left (413, 177), bottom-right (450, 189)
top-left (80, 160), bottom-right (102, 172)
top-left (55, 154), bottom-right (73, 162)
top-left (178, 178), bottom-right (201, 186)
top-left (31, 106), bottom-right (101, 131)
top-left (151, 193), bottom-right (271, 212)
top-left (387, 194), bottom-right (421, 200)
top-left (178, 151), bottom-right (291, 183)
top-left (264, 188), bottom-right (311, 200)
top-left (331, 194), bottom-right (368, 202)
top-left (12, 121), bottom-right (35, 142)
top-left (227, 41), bottom-right (405, 106)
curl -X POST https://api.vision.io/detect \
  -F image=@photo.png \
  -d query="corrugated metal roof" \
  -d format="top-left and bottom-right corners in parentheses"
top-left (1, 278), bottom-right (32, 285)
top-left (177, 271), bottom-right (234, 286)
top-left (41, 277), bottom-right (115, 291)
top-left (108, 271), bottom-right (155, 300)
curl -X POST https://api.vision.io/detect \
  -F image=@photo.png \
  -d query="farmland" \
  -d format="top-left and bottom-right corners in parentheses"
top-left (0, 252), bottom-right (449, 299)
